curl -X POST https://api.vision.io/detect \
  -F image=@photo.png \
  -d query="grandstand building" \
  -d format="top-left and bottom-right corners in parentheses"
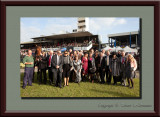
top-left (20, 31), bottom-right (102, 51)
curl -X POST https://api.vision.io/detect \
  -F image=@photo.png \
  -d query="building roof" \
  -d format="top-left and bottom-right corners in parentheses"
top-left (108, 31), bottom-right (138, 38)
top-left (32, 31), bottom-right (93, 40)
top-left (20, 41), bottom-right (36, 44)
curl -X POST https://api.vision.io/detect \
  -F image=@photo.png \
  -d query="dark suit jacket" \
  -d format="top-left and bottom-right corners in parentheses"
top-left (39, 55), bottom-right (47, 69)
top-left (51, 55), bottom-right (63, 73)
top-left (99, 56), bottom-right (105, 71)
top-left (104, 55), bottom-right (112, 69)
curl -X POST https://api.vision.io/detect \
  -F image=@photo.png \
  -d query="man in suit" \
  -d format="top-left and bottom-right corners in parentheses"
top-left (47, 50), bottom-right (54, 85)
top-left (51, 50), bottom-right (63, 88)
top-left (99, 52), bottom-right (105, 84)
top-left (119, 51), bottom-right (127, 86)
top-left (104, 50), bottom-right (112, 84)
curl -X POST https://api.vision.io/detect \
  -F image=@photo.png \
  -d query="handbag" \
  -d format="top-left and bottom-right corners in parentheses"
top-left (90, 67), bottom-right (96, 73)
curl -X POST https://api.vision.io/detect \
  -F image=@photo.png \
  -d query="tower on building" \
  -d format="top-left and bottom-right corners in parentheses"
top-left (77, 17), bottom-right (89, 32)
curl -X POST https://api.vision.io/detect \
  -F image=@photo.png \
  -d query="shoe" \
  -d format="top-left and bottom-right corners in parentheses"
top-left (59, 86), bottom-right (62, 88)
top-left (64, 85), bottom-right (66, 87)
top-left (54, 85), bottom-right (58, 87)
top-left (66, 85), bottom-right (69, 86)
top-left (129, 86), bottom-right (134, 89)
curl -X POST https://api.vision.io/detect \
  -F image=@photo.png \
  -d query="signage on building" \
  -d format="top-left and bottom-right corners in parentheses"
top-left (74, 47), bottom-right (81, 50)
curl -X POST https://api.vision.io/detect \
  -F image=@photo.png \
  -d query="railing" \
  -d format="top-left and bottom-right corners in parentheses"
top-left (41, 41), bottom-right (93, 51)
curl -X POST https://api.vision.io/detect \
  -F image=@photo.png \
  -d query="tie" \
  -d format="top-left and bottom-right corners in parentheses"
top-left (122, 57), bottom-right (124, 64)
top-left (49, 56), bottom-right (51, 66)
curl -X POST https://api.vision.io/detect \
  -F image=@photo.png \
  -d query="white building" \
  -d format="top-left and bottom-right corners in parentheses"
top-left (77, 17), bottom-right (89, 32)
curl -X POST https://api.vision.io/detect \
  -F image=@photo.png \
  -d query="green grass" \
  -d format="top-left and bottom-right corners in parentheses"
top-left (20, 73), bottom-right (140, 97)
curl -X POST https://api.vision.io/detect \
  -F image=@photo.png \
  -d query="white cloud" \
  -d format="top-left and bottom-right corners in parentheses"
top-left (89, 18), bottom-right (127, 33)
top-left (20, 18), bottom-right (77, 42)
top-left (21, 22), bottom-right (41, 42)
top-left (20, 17), bottom-right (127, 43)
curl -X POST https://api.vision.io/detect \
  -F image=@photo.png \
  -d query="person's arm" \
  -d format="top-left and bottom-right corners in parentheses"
top-left (59, 56), bottom-right (63, 68)
top-left (23, 56), bottom-right (32, 65)
top-left (69, 57), bottom-right (73, 67)
top-left (109, 58), bottom-right (112, 72)
top-left (102, 57), bottom-right (105, 71)
top-left (51, 56), bottom-right (56, 68)
top-left (133, 59), bottom-right (137, 71)
top-left (80, 60), bottom-right (82, 70)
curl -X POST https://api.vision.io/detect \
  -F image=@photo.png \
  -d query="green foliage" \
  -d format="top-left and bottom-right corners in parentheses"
top-left (20, 73), bottom-right (140, 97)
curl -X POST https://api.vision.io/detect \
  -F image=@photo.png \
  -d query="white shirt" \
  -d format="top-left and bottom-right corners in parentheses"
top-left (106, 55), bottom-right (109, 66)
top-left (57, 55), bottom-right (60, 65)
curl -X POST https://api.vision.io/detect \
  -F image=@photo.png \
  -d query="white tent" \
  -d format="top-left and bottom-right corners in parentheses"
top-left (115, 46), bottom-right (123, 52)
top-left (103, 46), bottom-right (113, 51)
top-left (110, 47), bottom-right (116, 52)
top-left (123, 46), bottom-right (138, 54)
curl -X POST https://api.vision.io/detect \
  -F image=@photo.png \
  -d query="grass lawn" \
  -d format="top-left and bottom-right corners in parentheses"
top-left (20, 73), bottom-right (140, 98)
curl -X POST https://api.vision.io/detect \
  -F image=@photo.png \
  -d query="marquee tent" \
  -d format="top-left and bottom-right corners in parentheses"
top-left (123, 46), bottom-right (138, 53)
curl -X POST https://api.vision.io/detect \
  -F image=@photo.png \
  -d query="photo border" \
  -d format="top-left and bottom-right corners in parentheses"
top-left (1, 1), bottom-right (159, 116)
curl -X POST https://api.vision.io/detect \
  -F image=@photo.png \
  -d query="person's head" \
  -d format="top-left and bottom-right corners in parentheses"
top-left (70, 52), bottom-right (74, 57)
top-left (77, 51), bottom-right (79, 55)
top-left (95, 51), bottom-right (99, 56)
top-left (57, 50), bottom-right (61, 56)
top-left (84, 52), bottom-right (88, 58)
top-left (106, 50), bottom-right (110, 56)
top-left (102, 49), bottom-right (105, 54)
top-left (121, 51), bottom-right (125, 57)
top-left (91, 49), bottom-right (94, 54)
top-left (128, 54), bottom-right (134, 62)
top-left (64, 51), bottom-right (68, 56)
top-left (100, 52), bottom-right (104, 57)
top-left (49, 50), bottom-right (53, 56)
top-left (112, 52), bottom-right (117, 59)
top-left (69, 49), bottom-right (72, 53)
top-left (75, 55), bottom-right (78, 60)
top-left (74, 51), bottom-right (77, 55)
top-left (89, 52), bottom-right (93, 58)
top-left (28, 50), bottom-right (32, 56)
top-left (118, 51), bottom-right (121, 54)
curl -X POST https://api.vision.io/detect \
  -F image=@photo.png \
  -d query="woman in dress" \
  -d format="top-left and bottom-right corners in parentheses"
top-left (126, 54), bottom-right (137, 89)
top-left (62, 51), bottom-right (72, 87)
top-left (88, 52), bottom-right (96, 83)
top-left (73, 55), bottom-right (82, 83)
top-left (109, 52), bottom-right (120, 85)
top-left (81, 52), bottom-right (88, 81)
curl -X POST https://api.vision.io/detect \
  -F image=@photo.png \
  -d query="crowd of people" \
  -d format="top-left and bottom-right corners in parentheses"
top-left (22, 47), bottom-right (138, 89)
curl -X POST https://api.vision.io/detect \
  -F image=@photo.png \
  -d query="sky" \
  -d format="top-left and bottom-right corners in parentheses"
top-left (20, 17), bottom-right (139, 43)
